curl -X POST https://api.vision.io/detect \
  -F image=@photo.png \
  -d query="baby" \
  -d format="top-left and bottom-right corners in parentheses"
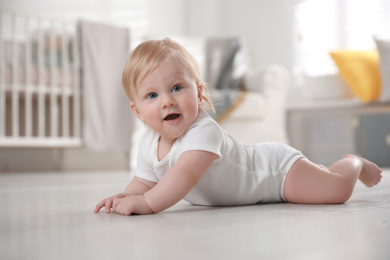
top-left (95, 38), bottom-right (382, 216)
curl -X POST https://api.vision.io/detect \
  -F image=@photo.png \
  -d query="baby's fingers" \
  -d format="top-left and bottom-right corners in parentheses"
top-left (94, 200), bottom-right (106, 213)
top-left (94, 198), bottom-right (113, 214)
top-left (112, 197), bottom-right (122, 210)
top-left (104, 198), bottom-right (114, 213)
top-left (115, 202), bottom-right (132, 216)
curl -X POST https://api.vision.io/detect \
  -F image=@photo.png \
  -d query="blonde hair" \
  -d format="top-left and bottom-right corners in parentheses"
top-left (122, 38), bottom-right (214, 111)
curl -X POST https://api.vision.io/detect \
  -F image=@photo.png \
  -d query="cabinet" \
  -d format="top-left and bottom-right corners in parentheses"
top-left (287, 97), bottom-right (390, 167)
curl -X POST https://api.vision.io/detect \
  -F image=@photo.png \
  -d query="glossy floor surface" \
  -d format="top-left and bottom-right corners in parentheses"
top-left (1, 169), bottom-right (389, 260)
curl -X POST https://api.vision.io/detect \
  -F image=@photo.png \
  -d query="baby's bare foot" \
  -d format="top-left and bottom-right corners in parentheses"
top-left (343, 154), bottom-right (382, 187)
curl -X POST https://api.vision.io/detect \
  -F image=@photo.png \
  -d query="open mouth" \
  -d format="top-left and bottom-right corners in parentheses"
top-left (164, 114), bottom-right (180, 121)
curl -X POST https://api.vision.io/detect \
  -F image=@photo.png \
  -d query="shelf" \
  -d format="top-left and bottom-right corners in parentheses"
top-left (287, 96), bottom-right (390, 111)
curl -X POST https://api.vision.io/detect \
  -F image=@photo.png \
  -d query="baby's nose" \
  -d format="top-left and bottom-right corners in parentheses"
top-left (161, 95), bottom-right (176, 108)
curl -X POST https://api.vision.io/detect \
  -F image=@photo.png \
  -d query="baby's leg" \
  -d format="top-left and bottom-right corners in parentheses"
top-left (342, 154), bottom-right (382, 187)
top-left (283, 155), bottom-right (382, 204)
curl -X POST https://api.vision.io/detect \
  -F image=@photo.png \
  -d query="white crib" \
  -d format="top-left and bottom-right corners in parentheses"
top-left (0, 8), bottom-right (81, 147)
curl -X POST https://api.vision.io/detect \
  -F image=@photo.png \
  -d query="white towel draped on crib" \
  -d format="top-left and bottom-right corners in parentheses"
top-left (79, 20), bottom-right (134, 152)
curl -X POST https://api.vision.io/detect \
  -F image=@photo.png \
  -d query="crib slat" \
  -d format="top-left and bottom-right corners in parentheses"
top-left (37, 18), bottom-right (45, 138)
top-left (50, 21), bottom-right (58, 138)
top-left (61, 23), bottom-right (69, 138)
top-left (73, 29), bottom-right (81, 139)
top-left (11, 13), bottom-right (19, 138)
top-left (24, 15), bottom-right (32, 138)
top-left (0, 11), bottom-right (5, 139)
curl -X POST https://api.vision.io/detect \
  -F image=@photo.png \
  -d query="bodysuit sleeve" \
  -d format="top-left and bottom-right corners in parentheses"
top-left (179, 116), bottom-right (224, 159)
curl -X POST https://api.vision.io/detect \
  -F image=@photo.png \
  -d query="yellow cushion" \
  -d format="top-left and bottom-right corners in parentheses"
top-left (330, 50), bottom-right (381, 103)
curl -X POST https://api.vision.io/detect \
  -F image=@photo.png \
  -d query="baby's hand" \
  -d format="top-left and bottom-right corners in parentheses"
top-left (94, 192), bottom-right (131, 214)
top-left (112, 195), bottom-right (153, 216)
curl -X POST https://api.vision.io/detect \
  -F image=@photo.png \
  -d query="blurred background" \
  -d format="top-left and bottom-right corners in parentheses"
top-left (0, 0), bottom-right (389, 172)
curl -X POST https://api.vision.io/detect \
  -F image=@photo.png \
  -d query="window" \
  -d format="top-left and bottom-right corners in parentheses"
top-left (292, 0), bottom-right (390, 86)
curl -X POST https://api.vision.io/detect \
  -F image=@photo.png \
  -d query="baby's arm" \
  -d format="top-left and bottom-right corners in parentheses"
top-left (123, 176), bottom-right (157, 195)
top-left (142, 150), bottom-right (218, 213)
top-left (94, 176), bottom-right (156, 213)
top-left (109, 150), bottom-right (218, 215)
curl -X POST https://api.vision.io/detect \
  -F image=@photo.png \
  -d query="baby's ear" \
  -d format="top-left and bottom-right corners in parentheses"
top-left (130, 101), bottom-right (144, 122)
top-left (197, 85), bottom-right (203, 103)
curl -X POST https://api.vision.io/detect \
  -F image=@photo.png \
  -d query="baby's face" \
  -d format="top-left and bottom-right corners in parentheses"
top-left (130, 59), bottom-right (202, 144)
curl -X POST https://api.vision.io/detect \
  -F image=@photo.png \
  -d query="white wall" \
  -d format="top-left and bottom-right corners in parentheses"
top-left (147, 0), bottom-right (293, 72)
top-left (183, 0), bottom-right (293, 71)
top-left (1, 0), bottom-right (293, 71)
top-left (148, 0), bottom-right (186, 36)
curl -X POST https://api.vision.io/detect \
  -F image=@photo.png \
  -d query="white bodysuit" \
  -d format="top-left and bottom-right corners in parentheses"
top-left (135, 110), bottom-right (304, 206)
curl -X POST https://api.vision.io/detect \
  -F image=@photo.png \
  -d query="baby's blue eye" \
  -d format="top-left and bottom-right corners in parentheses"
top-left (147, 92), bottom-right (158, 99)
top-left (172, 85), bottom-right (182, 92)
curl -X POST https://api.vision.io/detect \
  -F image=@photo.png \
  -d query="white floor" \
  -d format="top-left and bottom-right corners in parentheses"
top-left (1, 169), bottom-right (389, 260)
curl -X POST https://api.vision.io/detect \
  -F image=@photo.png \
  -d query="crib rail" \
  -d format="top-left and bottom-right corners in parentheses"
top-left (0, 8), bottom-right (81, 147)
